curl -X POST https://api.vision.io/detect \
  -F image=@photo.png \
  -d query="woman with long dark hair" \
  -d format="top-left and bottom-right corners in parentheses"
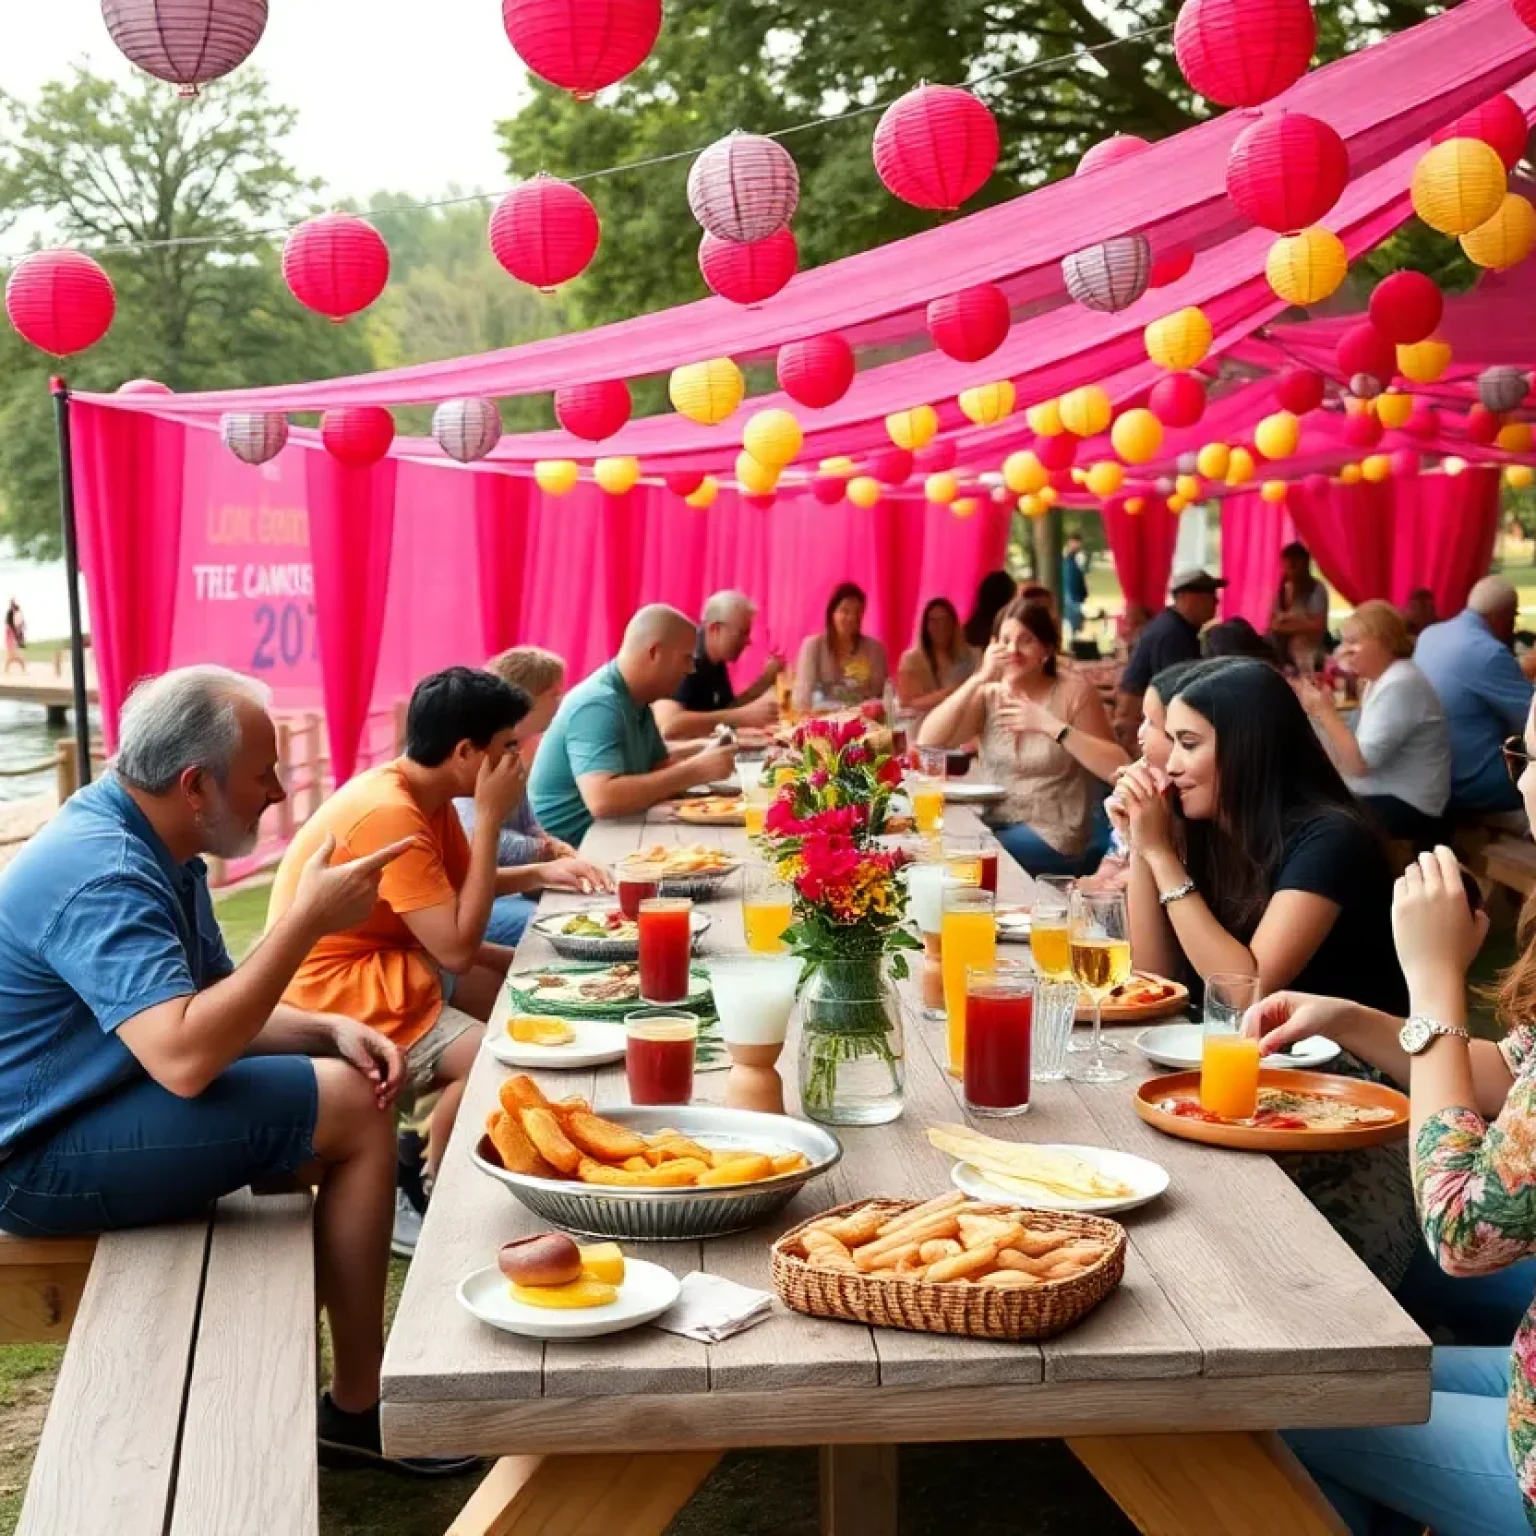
top-left (896, 597), bottom-right (977, 716)
top-left (1269, 541), bottom-right (1329, 671)
top-left (962, 570), bottom-right (1017, 651)
top-left (791, 581), bottom-right (889, 711)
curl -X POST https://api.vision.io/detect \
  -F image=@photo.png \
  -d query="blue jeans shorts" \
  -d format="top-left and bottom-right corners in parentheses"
top-left (0, 1055), bottom-right (318, 1237)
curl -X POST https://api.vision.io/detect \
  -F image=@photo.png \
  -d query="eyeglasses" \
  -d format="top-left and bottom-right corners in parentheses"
top-left (1504, 735), bottom-right (1532, 787)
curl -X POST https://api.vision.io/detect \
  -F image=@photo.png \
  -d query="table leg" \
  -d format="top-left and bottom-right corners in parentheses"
top-left (1067, 1431), bottom-right (1349, 1536)
top-left (446, 1451), bottom-right (721, 1536)
top-left (819, 1444), bottom-right (899, 1536)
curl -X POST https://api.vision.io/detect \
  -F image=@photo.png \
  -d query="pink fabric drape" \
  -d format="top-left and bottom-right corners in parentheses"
top-left (473, 473), bottom-right (531, 658)
top-left (71, 400), bottom-right (186, 749)
top-left (1389, 467), bottom-right (1502, 616)
top-left (1287, 479), bottom-right (1397, 606)
top-left (1219, 497), bottom-right (1295, 630)
top-left (1100, 500), bottom-right (1182, 615)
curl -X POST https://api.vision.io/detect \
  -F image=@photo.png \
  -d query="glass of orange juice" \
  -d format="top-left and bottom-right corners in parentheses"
top-left (742, 863), bottom-right (794, 954)
top-left (742, 786), bottom-right (773, 838)
top-left (941, 885), bottom-right (996, 1077)
top-left (1200, 973), bottom-right (1263, 1119)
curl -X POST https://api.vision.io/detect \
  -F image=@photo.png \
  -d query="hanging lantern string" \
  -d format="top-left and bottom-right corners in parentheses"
top-left (0, 20), bottom-right (1172, 264)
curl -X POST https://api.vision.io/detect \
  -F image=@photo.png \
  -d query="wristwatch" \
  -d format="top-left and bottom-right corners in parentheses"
top-left (1054, 722), bottom-right (1072, 745)
top-left (1399, 1014), bottom-right (1472, 1055)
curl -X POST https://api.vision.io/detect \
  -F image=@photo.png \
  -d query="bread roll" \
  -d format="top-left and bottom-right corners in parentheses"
top-left (498, 1233), bottom-right (582, 1287)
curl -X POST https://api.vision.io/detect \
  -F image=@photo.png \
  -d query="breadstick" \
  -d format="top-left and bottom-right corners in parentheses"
top-left (919, 1238), bottom-right (963, 1264)
top-left (858, 1241), bottom-right (922, 1273)
top-left (926, 1240), bottom-right (1000, 1284)
top-left (978, 1270), bottom-right (1040, 1289)
top-left (821, 1207), bottom-right (889, 1247)
top-left (808, 1251), bottom-right (858, 1273)
top-left (995, 1248), bottom-right (1062, 1278)
top-left (854, 1212), bottom-right (960, 1261)
top-left (1012, 1229), bottom-right (1072, 1258)
top-left (874, 1192), bottom-right (966, 1237)
top-left (803, 1231), bottom-right (853, 1263)
top-left (960, 1219), bottom-right (1024, 1253)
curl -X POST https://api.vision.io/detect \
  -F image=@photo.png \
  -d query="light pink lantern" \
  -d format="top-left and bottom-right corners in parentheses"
top-left (432, 398), bottom-right (504, 463)
top-left (220, 411), bottom-right (288, 466)
top-left (1062, 234), bottom-right (1152, 313)
top-left (687, 133), bottom-right (799, 244)
top-left (102, 0), bottom-right (269, 96)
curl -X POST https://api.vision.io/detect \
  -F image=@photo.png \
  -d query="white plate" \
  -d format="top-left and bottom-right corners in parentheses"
top-left (950, 1144), bottom-right (1169, 1215)
top-left (456, 1257), bottom-right (682, 1340)
top-left (942, 781), bottom-right (1007, 804)
top-left (1133, 1022), bottom-right (1341, 1072)
top-left (995, 909), bottom-right (1032, 944)
top-left (483, 1016), bottom-right (628, 1069)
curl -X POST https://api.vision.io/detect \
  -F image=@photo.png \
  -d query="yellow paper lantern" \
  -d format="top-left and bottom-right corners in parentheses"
top-left (1264, 228), bottom-right (1348, 307)
top-left (1176, 473), bottom-right (1203, 501)
top-left (1412, 139), bottom-right (1508, 237)
top-left (820, 455), bottom-right (856, 475)
top-left (846, 475), bottom-right (882, 508)
top-left (951, 496), bottom-right (980, 518)
top-left (1444, 456), bottom-right (1468, 477)
top-left (1124, 496), bottom-right (1145, 515)
top-left (1196, 442), bottom-right (1231, 479)
top-left (743, 408), bottom-right (802, 467)
top-left (1499, 422), bottom-right (1534, 454)
top-left (1339, 462), bottom-right (1363, 485)
top-left (1037, 485), bottom-right (1059, 508)
top-left (887, 405), bottom-right (938, 450)
top-left (735, 449), bottom-right (780, 494)
top-left (959, 381), bottom-right (1016, 426)
top-left (1254, 410), bottom-right (1301, 460)
top-left (1059, 385), bottom-right (1112, 439)
top-left (1144, 307), bottom-right (1213, 371)
top-left (1376, 392), bottom-right (1415, 430)
top-left (593, 456), bottom-right (641, 496)
top-left (925, 471), bottom-right (958, 504)
top-left (1086, 460), bottom-right (1124, 497)
top-left (1070, 467), bottom-right (1090, 486)
top-left (1111, 407), bottom-right (1163, 464)
top-left (1226, 446), bottom-right (1256, 486)
top-left (1397, 338), bottom-right (1452, 385)
top-left (684, 474), bottom-right (719, 509)
top-left (668, 357), bottom-right (744, 425)
top-left (1260, 479), bottom-right (1289, 504)
top-left (1003, 450), bottom-right (1048, 495)
top-left (1167, 494), bottom-right (1188, 514)
top-left (1026, 399), bottom-right (1064, 437)
top-left (1506, 464), bottom-right (1534, 489)
top-left (1361, 454), bottom-right (1392, 483)
top-left (1462, 194), bottom-right (1536, 271)
top-left (534, 458), bottom-right (580, 496)
top-left (1020, 494), bottom-right (1043, 517)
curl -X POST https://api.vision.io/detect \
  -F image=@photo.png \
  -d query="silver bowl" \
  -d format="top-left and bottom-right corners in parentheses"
top-left (659, 865), bottom-right (741, 902)
top-left (529, 908), bottom-right (712, 962)
top-left (473, 1105), bottom-right (842, 1240)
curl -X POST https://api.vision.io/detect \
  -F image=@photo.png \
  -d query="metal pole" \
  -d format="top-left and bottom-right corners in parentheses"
top-left (50, 379), bottom-right (91, 789)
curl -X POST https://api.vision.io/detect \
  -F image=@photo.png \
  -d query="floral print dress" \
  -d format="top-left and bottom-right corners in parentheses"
top-left (1415, 1025), bottom-right (1536, 1526)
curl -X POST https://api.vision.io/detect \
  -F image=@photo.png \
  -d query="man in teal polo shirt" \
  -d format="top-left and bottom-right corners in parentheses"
top-left (530, 605), bottom-right (739, 846)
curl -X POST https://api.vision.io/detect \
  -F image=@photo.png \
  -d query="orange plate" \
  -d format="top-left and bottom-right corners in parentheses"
top-left (1134, 1068), bottom-right (1410, 1153)
top-left (1074, 973), bottom-right (1190, 1025)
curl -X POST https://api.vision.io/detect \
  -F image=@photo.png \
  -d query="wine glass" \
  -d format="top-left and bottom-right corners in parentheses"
top-left (1068, 889), bottom-right (1130, 1085)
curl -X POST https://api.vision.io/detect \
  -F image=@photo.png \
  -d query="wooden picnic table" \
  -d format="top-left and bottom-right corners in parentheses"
top-left (382, 803), bottom-right (1430, 1536)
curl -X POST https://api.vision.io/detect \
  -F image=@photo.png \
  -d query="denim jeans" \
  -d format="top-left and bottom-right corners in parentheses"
top-left (1396, 1247), bottom-right (1536, 1347)
top-left (993, 802), bottom-right (1111, 880)
top-left (1288, 1347), bottom-right (1528, 1535)
top-left (484, 894), bottom-right (537, 948)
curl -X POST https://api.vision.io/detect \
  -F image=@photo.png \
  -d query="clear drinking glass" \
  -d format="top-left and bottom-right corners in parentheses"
top-left (963, 962), bottom-right (1033, 1117)
top-left (942, 885), bottom-right (996, 1077)
top-left (741, 863), bottom-right (794, 954)
top-left (1067, 889), bottom-right (1130, 1085)
top-left (1200, 972), bottom-right (1263, 1119)
top-left (1031, 977), bottom-right (1080, 1082)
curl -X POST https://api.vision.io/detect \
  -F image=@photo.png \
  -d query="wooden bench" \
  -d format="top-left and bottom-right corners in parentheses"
top-left (14, 1186), bottom-right (318, 1535)
top-left (1483, 837), bottom-right (1536, 900)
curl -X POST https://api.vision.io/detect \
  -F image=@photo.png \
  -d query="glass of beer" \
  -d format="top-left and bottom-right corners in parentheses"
top-left (1067, 889), bottom-right (1130, 1085)
top-left (1201, 973), bottom-right (1263, 1119)
top-left (624, 1009), bottom-right (698, 1106)
top-left (615, 858), bottom-right (663, 921)
top-left (741, 863), bottom-right (794, 954)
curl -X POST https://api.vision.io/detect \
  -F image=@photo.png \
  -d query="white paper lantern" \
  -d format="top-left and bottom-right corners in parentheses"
top-left (1478, 366), bottom-right (1530, 414)
top-left (220, 411), bottom-right (287, 466)
top-left (433, 397), bottom-right (503, 463)
top-left (1177, 451), bottom-right (1199, 475)
top-left (1349, 373), bottom-right (1384, 401)
top-left (1061, 234), bottom-right (1152, 314)
top-left (687, 132), bottom-right (800, 244)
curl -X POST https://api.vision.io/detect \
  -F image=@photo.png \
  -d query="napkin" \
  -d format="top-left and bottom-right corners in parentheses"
top-left (654, 1272), bottom-right (775, 1343)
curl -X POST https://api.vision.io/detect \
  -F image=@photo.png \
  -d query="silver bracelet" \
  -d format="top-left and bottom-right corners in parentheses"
top-left (1158, 880), bottom-right (1197, 907)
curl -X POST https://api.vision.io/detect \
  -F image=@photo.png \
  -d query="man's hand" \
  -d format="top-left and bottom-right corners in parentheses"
top-left (737, 692), bottom-right (779, 728)
top-left (542, 835), bottom-right (581, 862)
top-left (760, 652), bottom-right (785, 683)
top-left (475, 749), bottom-right (527, 824)
top-left (690, 741), bottom-right (737, 785)
top-left (293, 834), bottom-right (417, 938)
top-left (538, 857), bottom-right (615, 895)
top-left (328, 1016), bottom-right (405, 1110)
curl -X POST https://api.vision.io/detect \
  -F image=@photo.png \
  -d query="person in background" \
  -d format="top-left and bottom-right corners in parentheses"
top-left (1113, 569), bottom-right (1225, 749)
top-left (1201, 616), bottom-right (1276, 662)
top-left (791, 582), bottom-right (890, 712)
top-left (1116, 602), bottom-right (1150, 661)
top-left (4, 599), bottom-right (24, 674)
top-left (1061, 533), bottom-right (1090, 640)
top-left (1403, 586), bottom-right (1439, 638)
top-left (1415, 575), bottom-right (1534, 819)
top-left (1020, 584), bottom-right (1058, 622)
top-left (896, 597), bottom-right (977, 717)
top-left (962, 569), bottom-right (1018, 652)
top-left (920, 599), bottom-right (1128, 876)
top-left (529, 605), bottom-right (737, 848)
top-left (1297, 600), bottom-right (1451, 849)
top-left (652, 590), bottom-right (782, 740)
top-left (1269, 541), bottom-right (1330, 672)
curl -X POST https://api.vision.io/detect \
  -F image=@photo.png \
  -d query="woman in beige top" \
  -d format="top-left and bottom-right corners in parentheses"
top-left (918, 597), bottom-right (1128, 876)
top-left (792, 581), bottom-right (889, 712)
top-left (896, 597), bottom-right (978, 716)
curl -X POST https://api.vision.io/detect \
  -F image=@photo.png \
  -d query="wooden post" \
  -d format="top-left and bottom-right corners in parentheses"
top-left (393, 698), bottom-right (408, 756)
top-left (275, 720), bottom-right (294, 840)
top-left (54, 739), bottom-right (77, 804)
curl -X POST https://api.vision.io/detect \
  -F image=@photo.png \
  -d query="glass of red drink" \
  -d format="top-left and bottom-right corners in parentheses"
top-left (616, 859), bottom-right (663, 921)
top-left (637, 896), bottom-right (694, 1004)
top-left (963, 962), bottom-right (1034, 1117)
top-left (624, 1010), bottom-right (698, 1106)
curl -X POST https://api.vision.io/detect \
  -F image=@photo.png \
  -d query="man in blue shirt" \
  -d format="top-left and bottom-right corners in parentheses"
top-left (1060, 534), bottom-right (1090, 640)
top-left (529, 604), bottom-right (739, 846)
top-left (0, 665), bottom-right (470, 1476)
top-left (1414, 576), bottom-right (1533, 815)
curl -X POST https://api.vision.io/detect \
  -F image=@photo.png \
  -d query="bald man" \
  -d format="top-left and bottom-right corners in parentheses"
top-left (653, 590), bottom-right (783, 740)
top-left (1415, 575), bottom-right (1534, 815)
top-left (528, 605), bottom-right (738, 845)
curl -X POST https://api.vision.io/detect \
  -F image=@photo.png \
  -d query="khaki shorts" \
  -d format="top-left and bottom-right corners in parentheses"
top-left (404, 1005), bottom-right (480, 1093)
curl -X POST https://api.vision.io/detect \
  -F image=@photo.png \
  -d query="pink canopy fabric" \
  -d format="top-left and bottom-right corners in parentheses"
top-left (1101, 498), bottom-right (1182, 614)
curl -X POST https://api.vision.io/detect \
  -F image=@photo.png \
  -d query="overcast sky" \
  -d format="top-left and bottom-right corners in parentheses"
top-left (6, 1), bottom-right (525, 204)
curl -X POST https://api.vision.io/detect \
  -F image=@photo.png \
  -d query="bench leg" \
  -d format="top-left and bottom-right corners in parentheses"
top-left (446, 1451), bottom-right (721, 1536)
top-left (820, 1444), bottom-right (898, 1536)
top-left (0, 1259), bottom-right (93, 1343)
top-left (1068, 1431), bottom-right (1349, 1536)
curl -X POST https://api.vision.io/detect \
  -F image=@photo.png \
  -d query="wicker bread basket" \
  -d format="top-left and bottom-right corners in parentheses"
top-left (771, 1198), bottom-right (1127, 1342)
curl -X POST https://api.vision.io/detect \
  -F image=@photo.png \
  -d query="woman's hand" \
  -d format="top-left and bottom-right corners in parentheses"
top-left (1394, 846), bottom-right (1489, 997)
top-left (1293, 675), bottom-right (1334, 719)
top-left (996, 697), bottom-right (1057, 738)
top-left (976, 640), bottom-right (1010, 685)
top-left (1243, 991), bottom-right (1366, 1059)
top-left (1116, 762), bottom-right (1174, 856)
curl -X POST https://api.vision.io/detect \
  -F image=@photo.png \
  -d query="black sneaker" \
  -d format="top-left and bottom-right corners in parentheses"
top-left (393, 1131), bottom-right (430, 1259)
top-left (317, 1393), bottom-right (481, 1478)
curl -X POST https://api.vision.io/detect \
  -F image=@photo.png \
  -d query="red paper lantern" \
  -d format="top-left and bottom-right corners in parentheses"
top-left (1432, 93), bottom-right (1528, 172)
top-left (743, 493), bottom-right (777, 511)
top-left (872, 85), bottom-right (1000, 211)
top-left (927, 283), bottom-right (1010, 363)
top-left (555, 379), bottom-right (631, 441)
top-left (5, 251), bottom-right (116, 356)
top-left (777, 334), bottom-right (854, 410)
top-left (1344, 411), bottom-right (1383, 450)
top-left (1076, 135), bottom-right (1149, 175)
top-left (282, 214), bottom-right (389, 321)
top-left (1517, 0), bottom-right (1536, 36)
top-left (1404, 403), bottom-right (1440, 439)
top-left (1036, 433), bottom-right (1079, 471)
top-left (811, 475), bottom-right (847, 506)
top-left (1148, 373), bottom-right (1206, 428)
top-left (700, 229), bottom-right (797, 305)
top-left (1149, 247), bottom-right (1194, 288)
top-left (1368, 272), bottom-right (1443, 346)
top-left (1174, 0), bottom-right (1316, 107)
top-left (870, 448), bottom-right (914, 486)
top-left (915, 439), bottom-right (957, 474)
top-left (489, 175), bottom-right (599, 291)
top-left (1392, 449), bottom-right (1421, 480)
top-left (1466, 405), bottom-right (1502, 445)
top-left (501, 0), bottom-right (661, 97)
top-left (321, 406), bottom-right (394, 467)
top-left (1303, 473), bottom-right (1331, 500)
top-left (1336, 322), bottom-right (1396, 387)
top-left (102, 0), bottom-right (267, 95)
top-left (1275, 368), bottom-right (1325, 415)
top-left (1226, 113), bottom-right (1348, 233)
top-left (665, 471), bottom-right (705, 497)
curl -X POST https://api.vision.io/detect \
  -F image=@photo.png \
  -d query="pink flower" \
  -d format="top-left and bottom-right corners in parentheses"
top-left (845, 745), bottom-right (869, 766)
top-left (877, 757), bottom-right (904, 788)
top-left (810, 769), bottom-right (829, 788)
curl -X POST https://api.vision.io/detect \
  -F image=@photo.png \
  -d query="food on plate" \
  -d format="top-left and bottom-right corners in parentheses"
top-left (500, 1075), bottom-right (551, 1114)
top-left (578, 1242), bottom-right (626, 1285)
top-left (510, 1278), bottom-right (620, 1309)
top-left (1104, 975), bottom-right (1181, 1008)
top-left (926, 1125), bottom-right (1134, 1203)
top-left (559, 911), bottom-right (638, 941)
top-left (521, 1107), bottom-right (583, 1175)
top-left (564, 1110), bottom-right (650, 1162)
top-left (677, 797), bottom-right (745, 825)
top-left (488, 1105), bottom-right (559, 1179)
top-left (1156, 1086), bottom-right (1399, 1131)
top-left (632, 843), bottom-right (737, 876)
top-left (496, 1230), bottom-right (630, 1308)
top-left (499, 1232), bottom-right (583, 1287)
top-left (507, 1015), bottom-right (577, 1047)
top-left (523, 963), bottom-right (647, 1004)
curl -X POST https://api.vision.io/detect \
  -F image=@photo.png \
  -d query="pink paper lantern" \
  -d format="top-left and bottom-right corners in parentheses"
top-left (1368, 272), bottom-right (1443, 346)
top-left (777, 333), bottom-right (855, 410)
top-left (1516, 0), bottom-right (1536, 35)
top-left (1076, 135), bottom-right (1149, 175)
top-left (927, 283), bottom-right (1011, 362)
top-left (1275, 368), bottom-right (1325, 415)
top-left (1148, 372), bottom-right (1207, 428)
top-left (915, 439), bottom-right (957, 474)
top-left (1149, 247), bottom-right (1194, 288)
top-left (500, 0), bottom-right (661, 97)
top-left (811, 475), bottom-right (847, 506)
top-left (1303, 473), bottom-right (1331, 499)
top-left (1404, 403), bottom-right (1440, 439)
top-left (1174, 0), bottom-right (1316, 107)
top-left (700, 229), bottom-right (797, 305)
top-left (321, 407), bottom-right (394, 467)
top-left (869, 448), bottom-right (914, 486)
top-left (665, 471), bottom-right (705, 497)
top-left (221, 411), bottom-right (288, 466)
top-left (5, 250), bottom-right (115, 356)
top-left (743, 493), bottom-right (777, 511)
top-left (1336, 323), bottom-right (1396, 388)
top-left (1344, 411), bottom-right (1383, 449)
top-left (1392, 449), bottom-right (1421, 480)
top-left (102, 0), bottom-right (267, 95)
top-left (872, 85), bottom-right (1000, 211)
top-left (1226, 113), bottom-right (1348, 233)
top-left (489, 175), bottom-right (600, 291)
top-left (1431, 93), bottom-right (1528, 172)
top-left (555, 379), bottom-right (631, 441)
top-left (687, 133), bottom-right (799, 244)
top-left (1036, 433), bottom-right (1079, 472)
top-left (282, 214), bottom-right (389, 321)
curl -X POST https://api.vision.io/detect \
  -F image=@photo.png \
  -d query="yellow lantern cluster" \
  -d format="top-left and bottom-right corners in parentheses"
top-left (534, 458), bottom-right (580, 496)
top-left (1506, 464), bottom-right (1534, 489)
top-left (1111, 407), bottom-right (1163, 464)
top-left (887, 405), bottom-right (938, 451)
top-left (1376, 393), bottom-right (1415, 430)
top-left (1038, 486), bottom-right (1058, 508)
top-left (1026, 399), bottom-right (1064, 436)
top-left (685, 475), bottom-right (719, 509)
top-left (847, 476), bottom-right (882, 508)
top-left (1226, 447), bottom-right (1256, 487)
top-left (1499, 422), bottom-right (1535, 454)
top-left (594, 456), bottom-right (641, 496)
top-left (669, 357), bottom-right (744, 425)
top-left (820, 455), bottom-right (856, 475)
top-left (1197, 442), bottom-right (1231, 479)
top-left (1176, 473), bottom-right (1203, 502)
top-left (1167, 494), bottom-right (1188, 514)
top-left (1003, 450), bottom-right (1049, 495)
top-left (1145, 307), bottom-right (1213, 371)
top-left (1462, 194), bottom-right (1536, 271)
top-left (959, 381), bottom-right (1016, 426)
top-left (1339, 462), bottom-right (1363, 485)
top-left (736, 450), bottom-right (780, 495)
top-left (1255, 410), bottom-right (1301, 460)
top-left (1265, 228), bottom-right (1348, 307)
top-left (1362, 454), bottom-right (1392, 483)
top-left (1411, 138), bottom-right (1507, 237)
top-left (1260, 480), bottom-right (1289, 504)
top-left (1124, 496), bottom-right (1145, 515)
top-left (1059, 385), bottom-right (1112, 438)
top-left (743, 408), bottom-right (802, 467)
top-left (1020, 494), bottom-right (1044, 517)
top-left (926, 471), bottom-right (958, 504)
top-left (1086, 461), bottom-right (1124, 497)
top-left (1397, 338), bottom-right (1452, 385)
top-left (951, 496), bottom-right (980, 518)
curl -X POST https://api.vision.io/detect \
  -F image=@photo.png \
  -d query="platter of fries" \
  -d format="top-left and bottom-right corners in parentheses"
top-left (474, 1080), bottom-right (842, 1239)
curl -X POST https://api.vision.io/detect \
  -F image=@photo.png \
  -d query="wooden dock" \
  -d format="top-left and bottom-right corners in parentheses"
top-left (0, 660), bottom-right (98, 722)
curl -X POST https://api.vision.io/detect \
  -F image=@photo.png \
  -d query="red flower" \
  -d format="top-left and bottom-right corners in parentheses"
top-left (833, 720), bottom-right (866, 748)
top-left (810, 769), bottom-right (829, 788)
top-left (845, 744), bottom-right (869, 766)
top-left (876, 756), bottom-right (904, 787)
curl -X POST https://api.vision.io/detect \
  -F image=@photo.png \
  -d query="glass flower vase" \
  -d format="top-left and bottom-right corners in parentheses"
top-left (796, 953), bottom-right (905, 1126)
